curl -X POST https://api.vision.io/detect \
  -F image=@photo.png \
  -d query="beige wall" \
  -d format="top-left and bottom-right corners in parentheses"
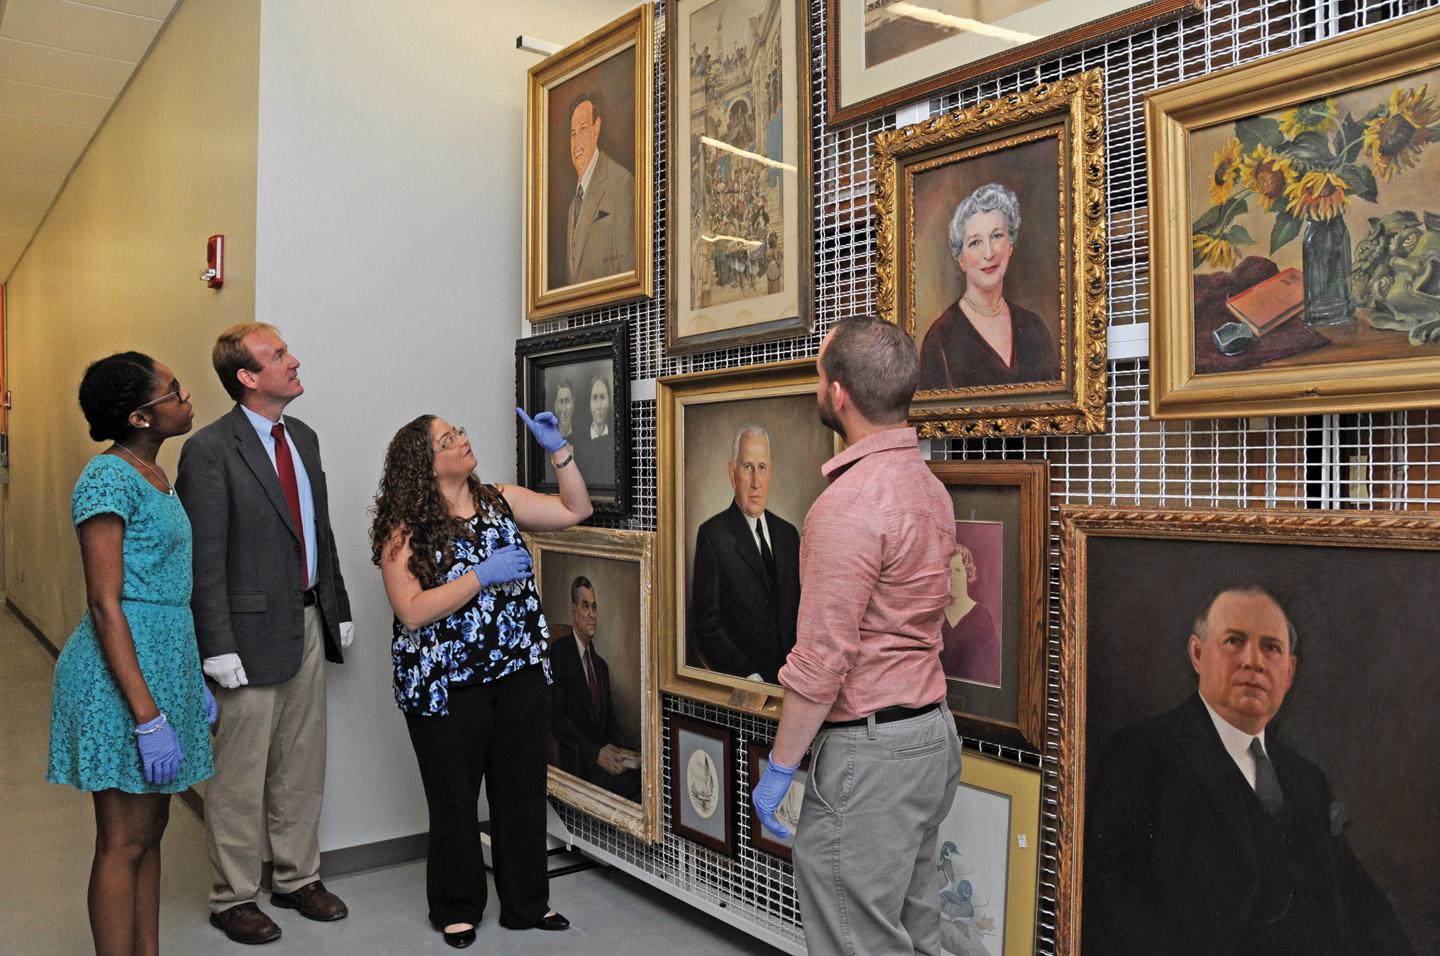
top-left (3, 0), bottom-right (260, 639)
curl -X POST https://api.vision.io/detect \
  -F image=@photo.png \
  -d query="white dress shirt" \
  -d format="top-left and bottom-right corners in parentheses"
top-left (1201, 696), bottom-right (1268, 791)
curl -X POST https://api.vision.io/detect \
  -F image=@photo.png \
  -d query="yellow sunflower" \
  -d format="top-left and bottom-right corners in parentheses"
top-left (1209, 137), bottom-right (1242, 205)
top-left (1363, 84), bottom-right (1440, 181)
top-left (1194, 232), bottom-right (1238, 270)
top-left (1240, 145), bottom-right (1297, 212)
top-left (1278, 98), bottom-right (1338, 138)
top-left (1284, 170), bottom-right (1351, 221)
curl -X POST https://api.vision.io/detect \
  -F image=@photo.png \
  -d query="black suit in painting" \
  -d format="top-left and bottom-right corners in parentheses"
top-left (1083, 694), bottom-right (1414, 955)
top-left (549, 632), bottom-right (639, 801)
top-left (687, 501), bottom-right (800, 683)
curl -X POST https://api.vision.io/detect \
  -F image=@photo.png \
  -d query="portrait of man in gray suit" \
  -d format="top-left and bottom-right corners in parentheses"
top-left (176, 322), bottom-right (353, 945)
top-left (565, 92), bottom-right (636, 287)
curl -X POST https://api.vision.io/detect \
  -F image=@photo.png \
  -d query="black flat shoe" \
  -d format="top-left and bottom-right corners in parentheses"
top-left (535, 912), bottom-right (570, 931)
top-left (442, 926), bottom-right (476, 949)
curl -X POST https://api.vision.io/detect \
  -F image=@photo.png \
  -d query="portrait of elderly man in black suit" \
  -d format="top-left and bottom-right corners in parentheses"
top-left (688, 424), bottom-right (801, 684)
top-left (550, 576), bottom-right (640, 801)
top-left (1083, 584), bottom-right (1414, 955)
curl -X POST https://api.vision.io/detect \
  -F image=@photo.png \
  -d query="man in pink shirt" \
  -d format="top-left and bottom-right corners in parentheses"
top-left (753, 315), bottom-right (963, 955)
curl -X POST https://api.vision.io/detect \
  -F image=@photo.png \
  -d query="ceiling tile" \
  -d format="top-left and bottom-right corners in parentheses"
top-left (0, 164), bottom-right (66, 195)
top-left (0, 112), bottom-right (95, 152)
top-left (2, 0), bottom-right (162, 61)
top-left (0, 222), bottom-right (37, 243)
top-left (80, 0), bottom-right (177, 18)
top-left (0, 77), bottom-right (110, 126)
top-left (0, 194), bottom-right (53, 225)
top-left (0, 37), bottom-right (133, 97)
top-left (0, 250), bottom-right (26, 276)
top-left (0, 140), bottom-right (72, 172)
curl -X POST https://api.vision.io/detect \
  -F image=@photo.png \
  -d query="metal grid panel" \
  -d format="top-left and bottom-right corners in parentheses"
top-left (544, 0), bottom-right (1440, 950)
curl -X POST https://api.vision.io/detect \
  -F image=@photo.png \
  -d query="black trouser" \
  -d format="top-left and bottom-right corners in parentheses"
top-left (405, 665), bottom-right (550, 930)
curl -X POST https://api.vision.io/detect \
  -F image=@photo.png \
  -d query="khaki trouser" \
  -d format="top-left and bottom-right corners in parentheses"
top-left (205, 605), bottom-right (327, 911)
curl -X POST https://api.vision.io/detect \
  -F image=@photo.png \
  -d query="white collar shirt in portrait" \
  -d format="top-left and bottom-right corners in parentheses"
top-left (1202, 696), bottom-right (1268, 791)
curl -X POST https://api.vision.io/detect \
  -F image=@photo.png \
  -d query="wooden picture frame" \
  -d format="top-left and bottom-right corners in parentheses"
top-left (928, 459), bottom-right (1048, 750)
top-left (664, 0), bottom-right (815, 355)
top-left (527, 528), bottom-right (660, 842)
top-left (669, 716), bottom-right (737, 855)
top-left (825, 0), bottom-right (1201, 126)
top-left (1057, 506), bottom-right (1440, 953)
top-left (746, 743), bottom-right (809, 861)
top-left (937, 750), bottom-right (1043, 955)
top-left (526, 5), bottom-right (653, 320)
top-left (657, 359), bottom-right (839, 718)
top-left (875, 69), bottom-right (1107, 437)
top-left (515, 320), bottom-right (630, 517)
top-left (1148, 9), bottom-right (1440, 419)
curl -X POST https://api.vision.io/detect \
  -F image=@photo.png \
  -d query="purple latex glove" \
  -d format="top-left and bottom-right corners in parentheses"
top-left (134, 714), bottom-right (183, 786)
top-left (203, 682), bottom-right (218, 728)
top-left (472, 544), bottom-right (533, 589)
top-left (516, 407), bottom-right (569, 453)
top-left (752, 754), bottom-right (799, 839)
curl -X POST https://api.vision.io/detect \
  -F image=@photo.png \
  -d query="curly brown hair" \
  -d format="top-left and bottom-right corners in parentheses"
top-left (369, 414), bottom-right (503, 586)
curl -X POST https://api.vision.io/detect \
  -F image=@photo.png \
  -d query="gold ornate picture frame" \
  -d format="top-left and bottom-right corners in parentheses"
top-left (1147, 10), bottom-right (1440, 419)
top-left (875, 69), bottom-right (1107, 438)
top-left (526, 527), bottom-right (661, 842)
top-left (526, 6), bottom-right (654, 321)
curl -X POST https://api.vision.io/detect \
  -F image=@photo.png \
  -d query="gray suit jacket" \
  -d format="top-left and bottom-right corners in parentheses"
top-left (567, 149), bottom-right (636, 285)
top-left (176, 404), bottom-right (351, 685)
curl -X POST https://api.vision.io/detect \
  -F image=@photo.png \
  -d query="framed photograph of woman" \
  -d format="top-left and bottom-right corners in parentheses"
top-left (527, 528), bottom-right (660, 842)
top-left (669, 716), bottom-right (737, 855)
top-left (515, 320), bottom-right (630, 516)
top-left (929, 459), bottom-right (1048, 751)
top-left (657, 359), bottom-right (838, 716)
top-left (825, 0), bottom-right (1200, 125)
top-left (665, 0), bottom-right (815, 355)
top-left (526, 5), bottom-right (653, 321)
top-left (875, 69), bottom-right (1108, 437)
top-left (1056, 506), bottom-right (1440, 954)
top-left (1148, 9), bottom-right (1440, 419)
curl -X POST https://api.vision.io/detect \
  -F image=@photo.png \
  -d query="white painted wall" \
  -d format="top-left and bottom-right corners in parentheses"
top-left (255, 0), bottom-right (638, 851)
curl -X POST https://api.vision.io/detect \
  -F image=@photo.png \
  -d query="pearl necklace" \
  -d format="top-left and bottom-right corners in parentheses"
top-left (115, 444), bottom-right (175, 495)
top-left (962, 292), bottom-right (1005, 317)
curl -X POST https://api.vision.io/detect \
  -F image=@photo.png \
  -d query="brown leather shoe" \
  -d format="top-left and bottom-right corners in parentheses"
top-left (270, 880), bottom-right (348, 921)
top-left (209, 902), bottom-right (282, 944)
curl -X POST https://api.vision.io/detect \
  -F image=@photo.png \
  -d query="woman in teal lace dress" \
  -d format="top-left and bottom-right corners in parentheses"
top-left (49, 352), bottom-right (216, 955)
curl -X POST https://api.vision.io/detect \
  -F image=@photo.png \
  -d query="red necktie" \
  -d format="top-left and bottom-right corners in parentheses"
top-left (584, 646), bottom-right (602, 723)
top-left (271, 423), bottom-right (308, 590)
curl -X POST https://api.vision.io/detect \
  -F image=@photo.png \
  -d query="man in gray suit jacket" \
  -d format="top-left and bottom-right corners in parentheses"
top-left (176, 323), bottom-right (353, 945)
top-left (565, 92), bottom-right (635, 286)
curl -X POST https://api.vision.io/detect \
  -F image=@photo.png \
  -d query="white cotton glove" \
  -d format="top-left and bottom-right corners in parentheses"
top-left (203, 653), bottom-right (249, 689)
top-left (339, 621), bottom-right (355, 648)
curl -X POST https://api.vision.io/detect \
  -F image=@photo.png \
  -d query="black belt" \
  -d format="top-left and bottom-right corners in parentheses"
top-left (302, 587), bottom-right (319, 607)
top-left (821, 701), bottom-right (942, 730)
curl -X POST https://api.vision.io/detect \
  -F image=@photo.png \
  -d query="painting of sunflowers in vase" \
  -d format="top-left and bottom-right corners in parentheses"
top-left (1186, 71), bottom-right (1440, 375)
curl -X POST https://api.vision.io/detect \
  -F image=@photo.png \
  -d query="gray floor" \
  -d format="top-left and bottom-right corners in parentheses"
top-left (2, 600), bottom-right (779, 954)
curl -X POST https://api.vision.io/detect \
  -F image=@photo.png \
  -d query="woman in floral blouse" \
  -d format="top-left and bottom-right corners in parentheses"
top-left (370, 409), bottom-right (590, 950)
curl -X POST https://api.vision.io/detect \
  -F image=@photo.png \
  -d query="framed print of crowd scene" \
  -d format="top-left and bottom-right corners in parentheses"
top-left (657, 359), bottom-right (836, 715)
top-left (514, 320), bottom-right (630, 516)
top-left (665, 0), bottom-right (815, 355)
top-left (526, 5), bottom-right (653, 320)
top-left (1148, 9), bottom-right (1440, 419)
top-left (1058, 507), bottom-right (1440, 954)
top-left (875, 69), bottom-right (1108, 437)
top-left (526, 528), bottom-right (659, 842)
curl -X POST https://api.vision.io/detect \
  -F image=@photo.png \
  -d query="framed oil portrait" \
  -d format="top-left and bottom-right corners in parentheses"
top-left (526, 5), bottom-right (653, 320)
top-left (669, 716), bottom-right (736, 855)
top-left (1149, 10), bottom-right (1440, 419)
top-left (825, 0), bottom-right (1200, 125)
top-left (526, 528), bottom-right (659, 842)
top-left (875, 69), bottom-right (1107, 438)
top-left (515, 320), bottom-right (630, 516)
top-left (1056, 506), bottom-right (1440, 954)
top-left (934, 751), bottom-right (1042, 956)
top-left (665, 0), bottom-right (815, 355)
top-left (657, 360), bottom-right (838, 716)
top-left (929, 460), bottom-right (1048, 751)
top-left (746, 743), bottom-right (808, 860)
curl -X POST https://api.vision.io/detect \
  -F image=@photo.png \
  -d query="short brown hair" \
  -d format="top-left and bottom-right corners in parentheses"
top-left (819, 315), bottom-right (919, 424)
top-left (212, 322), bottom-right (278, 401)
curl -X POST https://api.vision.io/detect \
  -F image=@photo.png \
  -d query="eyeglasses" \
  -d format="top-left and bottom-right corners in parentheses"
top-left (133, 379), bottom-right (183, 412)
top-left (437, 426), bottom-right (468, 452)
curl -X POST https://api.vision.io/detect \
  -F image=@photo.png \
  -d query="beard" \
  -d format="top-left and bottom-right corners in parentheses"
top-left (818, 398), bottom-right (846, 440)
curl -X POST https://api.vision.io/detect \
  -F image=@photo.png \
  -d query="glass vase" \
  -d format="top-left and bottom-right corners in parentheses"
top-left (1301, 214), bottom-right (1355, 327)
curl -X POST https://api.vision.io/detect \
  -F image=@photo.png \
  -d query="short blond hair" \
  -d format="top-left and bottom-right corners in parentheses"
top-left (213, 322), bottom-right (279, 400)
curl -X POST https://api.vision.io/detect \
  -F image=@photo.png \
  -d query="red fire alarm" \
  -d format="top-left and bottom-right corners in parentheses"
top-left (200, 234), bottom-right (224, 289)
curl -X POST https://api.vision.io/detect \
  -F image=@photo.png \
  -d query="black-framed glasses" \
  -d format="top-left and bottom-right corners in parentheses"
top-left (133, 379), bottom-right (183, 412)
top-left (437, 426), bottom-right (468, 452)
